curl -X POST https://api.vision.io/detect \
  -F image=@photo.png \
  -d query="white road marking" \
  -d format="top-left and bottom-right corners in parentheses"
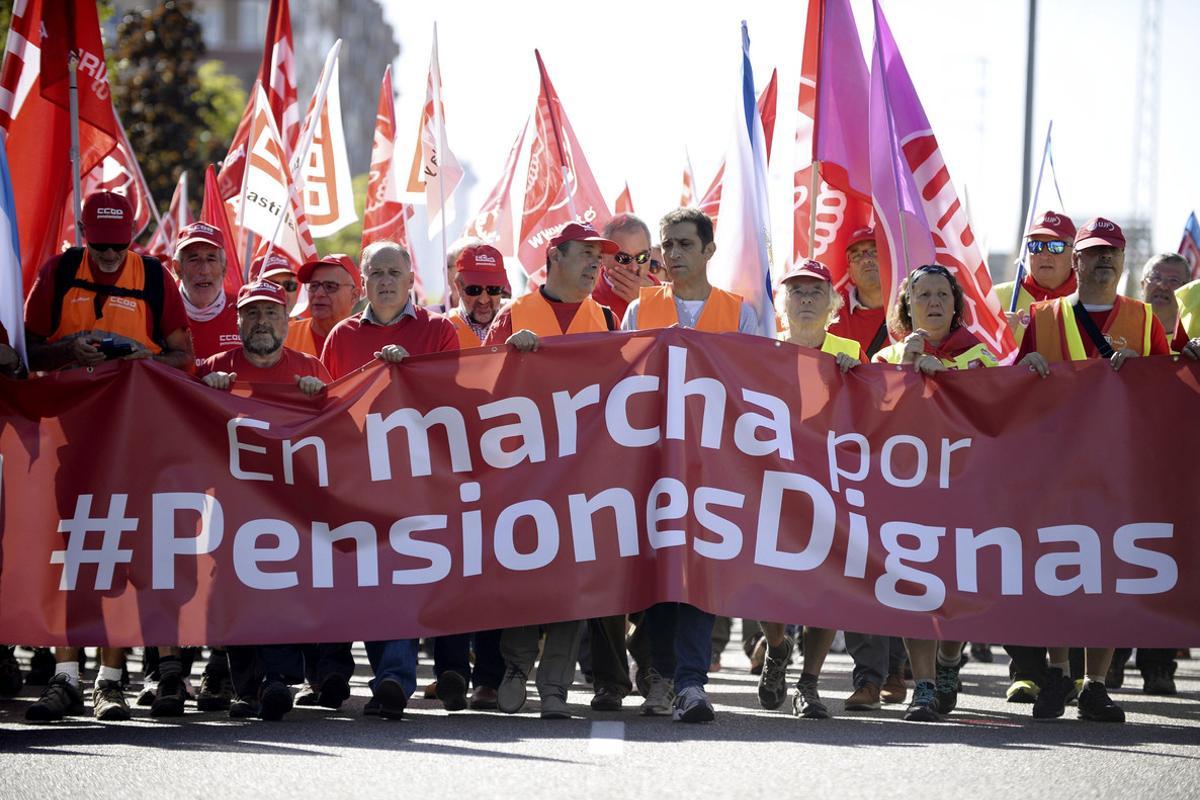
top-left (588, 721), bottom-right (625, 756)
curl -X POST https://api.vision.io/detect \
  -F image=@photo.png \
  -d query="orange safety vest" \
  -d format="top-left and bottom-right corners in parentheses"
top-left (50, 250), bottom-right (162, 353)
top-left (508, 290), bottom-right (609, 337)
top-left (1031, 295), bottom-right (1153, 363)
top-left (635, 284), bottom-right (743, 332)
top-left (448, 309), bottom-right (483, 349)
top-left (284, 317), bottom-right (321, 357)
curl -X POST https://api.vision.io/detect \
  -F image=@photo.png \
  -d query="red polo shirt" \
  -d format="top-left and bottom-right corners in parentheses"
top-left (198, 345), bottom-right (332, 383)
top-left (320, 303), bottom-right (459, 379)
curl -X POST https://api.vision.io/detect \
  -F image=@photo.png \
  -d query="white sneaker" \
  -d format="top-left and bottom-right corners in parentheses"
top-left (639, 669), bottom-right (675, 716)
top-left (673, 685), bottom-right (715, 723)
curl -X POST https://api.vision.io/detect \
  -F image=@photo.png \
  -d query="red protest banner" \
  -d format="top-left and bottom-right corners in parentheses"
top-left (1, 329), bottom-right (1196, 648)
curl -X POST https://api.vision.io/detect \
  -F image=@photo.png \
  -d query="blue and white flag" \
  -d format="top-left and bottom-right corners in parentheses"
top-left (0, 140), bottom-right (24, 368)
top-left (709, 21), bottom-right (775, 338)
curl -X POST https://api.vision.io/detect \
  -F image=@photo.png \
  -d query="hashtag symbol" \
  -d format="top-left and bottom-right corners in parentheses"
top-left (49, 494), bottom-right (137, 591)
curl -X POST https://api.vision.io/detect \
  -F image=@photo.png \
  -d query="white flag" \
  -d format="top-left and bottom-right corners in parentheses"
top-left (291, 43), bottom-right (356, 238)
top-left (406, 25), bottom-right (463, 237)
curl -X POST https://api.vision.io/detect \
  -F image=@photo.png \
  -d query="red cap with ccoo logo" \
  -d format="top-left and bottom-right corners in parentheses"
top-left (82, 191), bottom-right (135, 244)
top-left (455, 244), bottom-right (511, 290)
top-left (236, 279), bottom-right (287, 308)
top-left (175, 221), bottom-right (225, 256)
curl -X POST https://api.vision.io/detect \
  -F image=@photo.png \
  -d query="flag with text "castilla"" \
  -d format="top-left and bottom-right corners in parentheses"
top-left (362, 65), bottom-right (413, 252)
top-left (145, 171), bottom-right (192, 262)
top-left (698, 68), bottom-right (778, 233)
top-left (406, 25), bottom-right (464, 241)
top-left (792, 0), bottom-right (874, 287)
top-left (0, 0), bottom-right (119, 291)
top-left (517, 51), bottom-right (611, 276)
top-left (868, 0), bottom-right (1015, 361)
top-left (290, 43), bottom-right (357, 239)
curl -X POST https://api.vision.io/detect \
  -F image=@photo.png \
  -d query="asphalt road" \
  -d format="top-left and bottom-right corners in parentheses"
top-left (2, 641), bottom-right (1197, 800)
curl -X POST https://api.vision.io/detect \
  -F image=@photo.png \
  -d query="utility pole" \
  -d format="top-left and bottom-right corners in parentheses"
top-left (1016, 0), bottom-right (1037, 251)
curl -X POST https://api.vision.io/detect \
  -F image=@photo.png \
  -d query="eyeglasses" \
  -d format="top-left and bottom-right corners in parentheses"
top-left (277, 280), bottom-right (298, 292)
top-left (463, 285), bottom-right (506, 297)
top-left (613, 250), bottom-right (651, 266)
top-left (305, 280), bottom-right (350, 294)
top-left (848, 247), bottom-right (877, 262)
top-left (1026, 240), bottom-right (1068, 255)
top-left (648, 258), bottom-right (664, 274)
top-left (89, 242), bottom-right (129, 253)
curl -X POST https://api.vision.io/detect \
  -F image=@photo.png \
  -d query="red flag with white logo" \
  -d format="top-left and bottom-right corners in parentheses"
top-left (145, 171), bottom-right (192, 261)
top-left (463, 122), bottom-right (526, 256)
top-left (201, 164), bottom-right (244, 294)
top-left (406, 26), bottom-right (463, 238)
top-left (517, 51), bottom-right (611, 275)
top-left (291, 42), bottom-right (356, 239)
top-left (362, 66), bottom-right (412, 250)
top-left (60, 114), bottom-right (156, 251)
top-left (697, 69), bottom-right (778, 232)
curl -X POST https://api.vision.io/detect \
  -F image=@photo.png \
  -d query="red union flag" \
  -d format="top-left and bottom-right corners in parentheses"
top-left (792, 0), bottom-right (874, 287)
top-left (145, 171), bottom-right (191, 261)
top-left (615, 182), bottom-right (634, 214)
top-left (291, 44), bottom-right (356, 238)
top-left (0, 0), bottom-right (119, 290)
top-left (60, 115), bottom-right (155, 251)
top-left (362, 66), bottom-right (411, 249)
top-left (200, 164), bottom-right (244, 294)
top-left (698, 69), bottom-right (778, 232)
top-left (463, 122), bottom-right (526, 256)
top-left (517, 51), bottom-right (611, 275)
top-left (406, 27), bottom-right (463, 238)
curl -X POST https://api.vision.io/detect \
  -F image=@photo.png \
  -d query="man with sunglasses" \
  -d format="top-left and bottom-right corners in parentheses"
top-left (995, 211), bottom-right (1078, 346)
top-left (447, 244), bottom-right (511, 348)
top-left (23, 191), bottom-right (192, 722)
top-left (591, 214), bottom-right (659, 321)
top-left (173, 222), bottom-right (240, 366)
top-left (255, 252), bottom-right (301, 315)
top-left (285, 254), bottom-right (361, 358)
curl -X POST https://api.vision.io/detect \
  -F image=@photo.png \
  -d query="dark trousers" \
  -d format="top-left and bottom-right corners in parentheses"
top-left (1004, 645), bottom-right (1085, 683)
top-left (301, 643), bottom-right (357, 686)
top-left (227, 644), bottom-right (307, 699)
top-left (587, 615), bottom-right (633, 695)
top-left (1113, 647), bottom-right (1176, 672)
top-left (471, 629), bottom-right (504, 690)
top-left (430, 634), bottom-right (472, 679)
top-left (644, 602), bottom-right (714, 690)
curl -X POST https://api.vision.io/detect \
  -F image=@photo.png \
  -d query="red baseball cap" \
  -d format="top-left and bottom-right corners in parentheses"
top-left (253, 252), bottom-right (296, 281)
top-left (82, 191), bottom-right (135, 244)
top-left (845, 226), bottom-right (875, 250)
top-left (175, 221), bottom-right (225, 256)
top-left (1027, 210), bottom-right (1076, 240)
top-left (1074, 217), bottom-right (1125, 251)
top-left (550, 222), bottom-right (619, 254)
top-left (780, 259), bottom-right (834, 286)
top-left (236, 279), bottom-right (287, 309)
top-left (298, 253), bottom-right (361, 292)
top-left (455, 244), bottom-right (511, 290)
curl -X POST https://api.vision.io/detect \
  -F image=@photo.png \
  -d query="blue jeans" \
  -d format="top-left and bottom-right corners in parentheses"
top-left (645, 602), bottom-right (714, 691)
top-left (365, 639), bottom-right (418, 697)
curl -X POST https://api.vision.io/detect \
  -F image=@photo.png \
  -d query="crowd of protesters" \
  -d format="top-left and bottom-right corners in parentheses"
top-left (1, 192), bottom-right (1198, 726)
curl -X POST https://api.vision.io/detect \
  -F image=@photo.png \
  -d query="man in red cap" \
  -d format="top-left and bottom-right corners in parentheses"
top-left (827, 227), bottom-right (891, 359)
top-left (591, 213), bottom-right (658, 321)
top-left (286, 253), bottom-right (361, 358)
top-left (447, 243), bottom-right (511, 348)
top-left (23, 191), bottom-right (192, 723)
top-left (484, 222), bottom-right (621, 349)
top-left (253, 252), bottom-right (301, 315)
top-left (995, 211), bottom-right (1078, 346)
top-left (173, 221), bottom-right (240, 365)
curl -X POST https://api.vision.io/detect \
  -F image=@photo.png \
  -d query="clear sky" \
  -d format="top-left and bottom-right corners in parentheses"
top-left (381, 0), bottom-right (1199, 266)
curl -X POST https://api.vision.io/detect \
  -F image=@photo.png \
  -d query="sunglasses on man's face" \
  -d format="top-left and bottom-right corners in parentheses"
top-left (277, 280), bottom-right (298, 292)
top-left (1026, 240), bottom-right (1067, 255)
top-left (463, 285), bottom-right (506, 297)
top-left (89, 243), bottom-right (130, 254)
top-left (613, 250), bottom-right (651, 266)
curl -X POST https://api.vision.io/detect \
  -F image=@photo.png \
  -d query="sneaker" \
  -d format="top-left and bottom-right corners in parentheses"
top-left (969, 643), bottom-right (994, 663)
top-left (317, 673), bottom-right (351, 709)
top-left (195, 668), bottom-right (233, 712)
top-left (469, 685), bottom-right (499, 710)
top-left (0, 649), bottom-right (24, 697)
top-left (294, 683), bottom-right (321, 706)
top-left (259, 680), bottom-right (293, 721)
top-left (1077, 681), bottom-right (1125, 723)
top-left (373, 677), bottom-right (408, 720)
top-left (673, 685), bottom-right (715, 723)
top-left (757, 638), bottom-right (793, 710)
top-left (845, 682), bottom-right (882, 711)
top-left (436, 670), bottom-right (468, 712)
top-left (639, 669), bottom-right (675, 716)
top-left (498, 664), bottom-right (529, 714)
top-left (633, 663), bottom-right (650, 697)
top-left (150, 674), bottom-right (186, 717)
top-left (792, 675), bottom-right (830, 719)
top-left (540, 694), bottom-right (571, 719)
top-left (93, 679), bottom-right (131, 721)
top-left (26, 648), bottom-right (57, 686)
top-left (590, 685), bottom-right (624, 712)
top-left (903, 680), bottom-right (940, 722)
top-left (1105, 658), bottom-right (1126, 690)
top-left (229, 697), bottom-right (259, 718)
top-left (934, 660), bottom-right (961, 715)
top-left (25, 674), bottom-right (84, 721)
top-left (1005, 679), bottom-right (1040, 703)
top-left (1032, 667), bottom-right (1073, 720)
top-left (881, 673), bottom-right (907, 704)
top-left (1141, 663), bottom-right (1177, 696)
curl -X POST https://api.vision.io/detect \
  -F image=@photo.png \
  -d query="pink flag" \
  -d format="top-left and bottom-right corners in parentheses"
top-left (615, 182), bottom-right (634, 214)
top-left (869, 0), bottom-right (1015, 360)
top-left (145, 171), bottom-right (191, 261)
top-left (517, 51), bottom-right (611, 275)
top-left (792, 0), bottom-right (874, 287)
top-left (463, 122), bottom-right (526, 256)
top-left (362, 66), bottom-right (411, 250)
top-left (697, 69), bottom-right (778, 231)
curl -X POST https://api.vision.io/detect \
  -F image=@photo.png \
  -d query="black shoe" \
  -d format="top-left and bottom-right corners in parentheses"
top-left (1032, 667), bottom-right (1072, 720)
top-left (229, 696), bottom-right (259, 718)
top-left (362, 697), bottom-right (381, 716)
top-left (150, 673), bottom-right (187, 717)
top-left (969, 643), bottom-right (994, 663)
top-left (25, 674), bottom-right (84, 721)
top-left (26, 648), bottom-right (56, 686)
top-left (196, 667), bottom-right (234, 712)
top-left (903, 681), bottom-right (940, 722)
top-left (758, 638), bottom-right (793, 710)
top-left (294, 683), bottom-right (321, 706)
top-left (1105, 658), bottom-right (1126, 690)
top-left (317, 673), bottom-right (352, 709)
top-left (0, 648), bottom-right (23, 697)
top-left (1141, 663), bottom-right (1177, 696)
top-left (590, 685), bottom-right (624, 712)
top-left (934, 661), bottom-right (961, 715)
top-left (93, 679), bottom-right (131, 721)
top-left (1077, 681), bottom-right (1125, 723)
top-left (435, 670), bottom-right (468, 712)
top-left (374, 677), bottom-right (407, 720)
top-left (259, 680), bottom-right (293, 721)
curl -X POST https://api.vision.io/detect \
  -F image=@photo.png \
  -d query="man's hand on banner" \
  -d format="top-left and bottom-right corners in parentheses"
top-left (507, 330), bottom-right (540, 353)
top-left (834, 352), bottom-right (859, 373)
top-left (1110, 348), bottom-right (1138, 372)
top-left (1182, 339), bottom-right (1200, 360)
top-left (375, 344), bottom-right (409, 364)
top-left (295, 375), bottom-right (326, 397)
top-left (202, 372), bottom-right (237, 391)
top-left (1020, 352), bottom-right (1050, 378)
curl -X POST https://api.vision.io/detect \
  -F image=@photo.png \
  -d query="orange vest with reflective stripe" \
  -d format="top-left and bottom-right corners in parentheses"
top-left (51, 251), bottom-right (161, 353)
top-left (508, 290), bottom-right (608, 337)
top-left (635, 284), bottom-right (743, 332)
top-left (448, 309), bottom-right (483, 348)
top-left (284, 317), bottom-right (320, 357)
top-left (1032, 295), bottom-right (1153, 363)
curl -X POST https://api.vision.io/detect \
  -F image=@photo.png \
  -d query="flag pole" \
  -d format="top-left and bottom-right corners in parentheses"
top-left (431, 23), bottom-right (450, 305)
top-left (68, 54), bottom-right (83, 247)
top-left (1008, 120), bottom-right (1054, 313)
top-left (535, 51), bottom-right (576, 219)
top-left (807, 160), bottom-right (820, 259)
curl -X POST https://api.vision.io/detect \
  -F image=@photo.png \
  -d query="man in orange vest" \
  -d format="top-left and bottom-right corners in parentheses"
top-left (483, 223), bottom-right (620, 350)
top-left (446, 244), bottom-right (511, 348)
top-left (285, 253), bottom-right (361, 358)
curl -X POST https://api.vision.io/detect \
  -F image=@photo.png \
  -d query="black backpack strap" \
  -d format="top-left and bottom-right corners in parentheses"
top-left (141, 256), bottom-right (166, 346)
top-left (1071, 299), bottom-right (1114, 359)
top-left (865, 321), bottom-right (890, 359)
top-left (49, 248), bottom-right (86, 334)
